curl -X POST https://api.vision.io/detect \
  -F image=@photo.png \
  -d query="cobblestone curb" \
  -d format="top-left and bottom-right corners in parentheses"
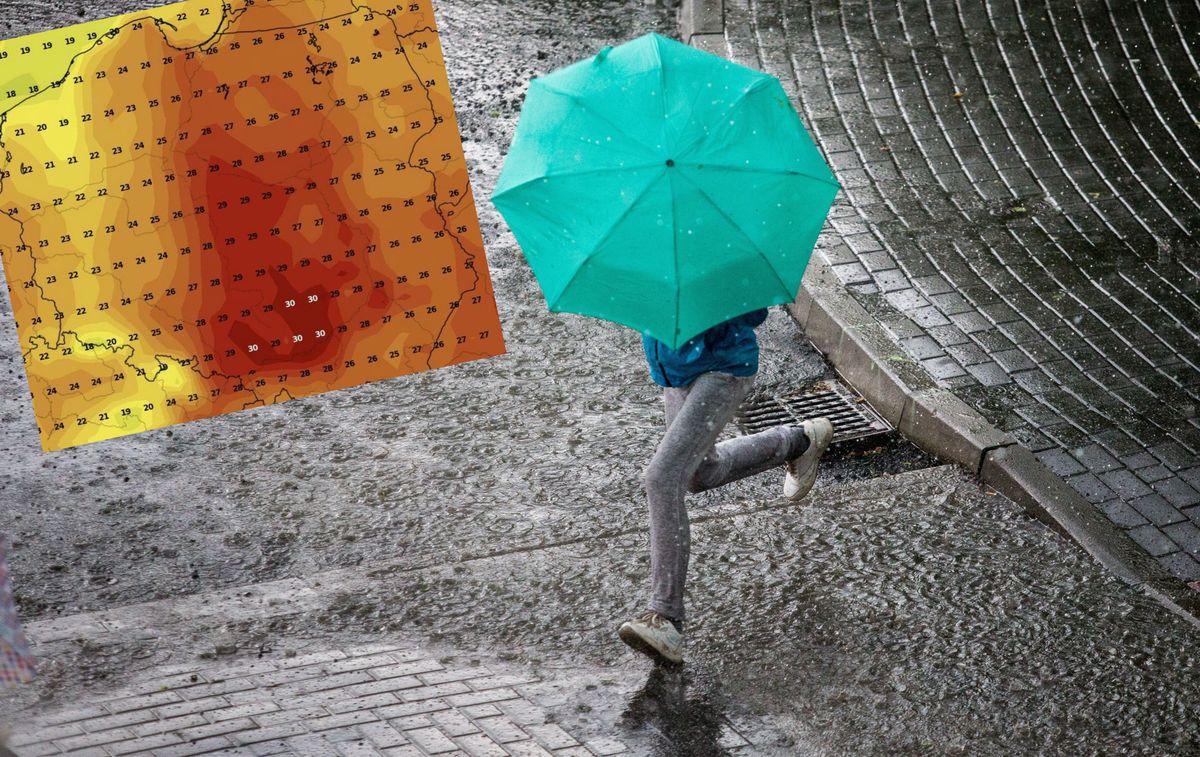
top-left (5, 640), bottom-right (631, 756)
top-left (677, 0), bottom-right (1200, 627)
top-left (795, 252), bottom-right (1200, 626)
top-left (678, 0), bottom-right (722, 43)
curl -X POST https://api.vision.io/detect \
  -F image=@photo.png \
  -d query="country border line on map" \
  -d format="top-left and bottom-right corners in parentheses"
top-left (1, 0), bottom-right (484, 433)
top-left (0, 4), bottom-right (338, 437)
top-left (0, 3), bottom-right (248, 121)
top-left (370, 4), bottom-right (483, 371)
top-left (0, 1), bottom-right (252, 375)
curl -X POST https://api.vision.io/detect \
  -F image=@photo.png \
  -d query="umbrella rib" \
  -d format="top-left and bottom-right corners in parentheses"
top-left (668, 53), bottom-right (726, 155)
top-left (535, 81), bottom-right (665, 158)
top-left (694, 163), bottom-right (840, 188)
top-left (674, 77), bottom-right (773, 161)
top-left (492, 164), bottom-right (666, 200)
top-left (669, 152), bottom-right (680, 346)
top-left (547, 169), bottom-right (669, 310)
top-left (652, 34), bottom-right (669, 154)
top-left (673, 169), bottom-right (794, 298)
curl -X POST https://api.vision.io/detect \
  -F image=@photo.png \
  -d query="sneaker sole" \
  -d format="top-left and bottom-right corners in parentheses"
top-left (618, 623), bottom-right (682, 666)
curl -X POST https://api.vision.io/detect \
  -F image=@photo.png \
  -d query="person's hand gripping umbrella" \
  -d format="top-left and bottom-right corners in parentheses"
top-left (490, 32), bottom-right (841, 666)
top-left (490, 31), bottom-right (840, 348)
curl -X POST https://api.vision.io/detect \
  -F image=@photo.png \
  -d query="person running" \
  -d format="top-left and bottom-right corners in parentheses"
top-left (618, 306), bottom-right (833, 665)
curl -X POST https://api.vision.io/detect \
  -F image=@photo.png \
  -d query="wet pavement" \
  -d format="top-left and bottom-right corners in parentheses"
top-left (707, 0), bottom-right (1200, 583)
top-left (4, 466), bottom-right (1200, 754)
top-left (0, 0), bottom-right (942, 625)
top-left (0, 0), bottom-right (690, 618)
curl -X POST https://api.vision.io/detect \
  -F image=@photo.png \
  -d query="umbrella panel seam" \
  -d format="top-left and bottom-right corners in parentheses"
top-left (491, 164), bottom-right (667, 200)
top-left (693, 163), bottom-right (839, 188)
top-left (673, 77), bottom-right (773, 161)
top-left (672, 167), bottom-right (795, 300)
top-left (533, 80), bottom-right (666, 159)
top-left (547, 168), bottom-right (671, 310)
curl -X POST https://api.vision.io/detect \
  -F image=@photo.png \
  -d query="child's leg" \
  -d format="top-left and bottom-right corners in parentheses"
top-left (663, 382), bottom-right (687, 430)
top-left (688, 421), bottom-right (809, 494)
top-left (643, 371), bottom-right (755, 630)
top-left (675, 371), bottom-right (807, 493)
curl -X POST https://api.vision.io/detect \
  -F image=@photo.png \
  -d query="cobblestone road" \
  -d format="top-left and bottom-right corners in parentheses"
top-left (710, 0), bottom-right (1200, 581)
top-left (7, 641), bottom-right (644, 756)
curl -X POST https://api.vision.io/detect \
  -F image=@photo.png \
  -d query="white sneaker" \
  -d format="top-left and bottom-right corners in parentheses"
top-left (783, 417), bottom-right (834, 501)
top-left (618, 611), bottom-right (684, 665)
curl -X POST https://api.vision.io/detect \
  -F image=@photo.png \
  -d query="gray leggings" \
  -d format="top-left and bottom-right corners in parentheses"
top-left (643, 370), bottom-right (808, 630)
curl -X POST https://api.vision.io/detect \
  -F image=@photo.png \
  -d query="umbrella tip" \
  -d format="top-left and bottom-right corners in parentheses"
top-left (594, 45), bottom-right (613, 63)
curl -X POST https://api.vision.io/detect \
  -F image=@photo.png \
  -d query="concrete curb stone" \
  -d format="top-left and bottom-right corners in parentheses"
top-left (797, 251), bottom-right (1200, 629)
top-left (793, 251), bottom-right (1018, 471)
top-left (678, 0), bottom-right (724, 43)
top-left (677, 0), bottom-right (1200, 628)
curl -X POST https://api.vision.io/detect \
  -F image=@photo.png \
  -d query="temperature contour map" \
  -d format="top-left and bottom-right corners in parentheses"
top-left (0, 0), bottom-right (505, 451)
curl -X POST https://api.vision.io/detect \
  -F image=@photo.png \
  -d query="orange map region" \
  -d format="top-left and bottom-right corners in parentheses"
top-left (0, 0), bottom-right (506, 451)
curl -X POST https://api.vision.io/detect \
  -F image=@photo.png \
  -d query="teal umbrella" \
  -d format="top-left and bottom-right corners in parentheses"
top-left (490, 32), bottom-right (840, 349)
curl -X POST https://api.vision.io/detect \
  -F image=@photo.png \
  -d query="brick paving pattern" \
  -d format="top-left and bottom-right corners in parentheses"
top-left (712, 0), bottom-right (1200, 581)
top-left (4, 643), bottom-right (642, 756)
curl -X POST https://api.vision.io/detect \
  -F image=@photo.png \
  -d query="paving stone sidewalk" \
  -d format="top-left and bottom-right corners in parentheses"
top-left (4, 465), bottom-right (1200, 755)
top-left (693, 0), bottom-right (1200, 582)
top-left (4, 641), bottom-right (639, 756)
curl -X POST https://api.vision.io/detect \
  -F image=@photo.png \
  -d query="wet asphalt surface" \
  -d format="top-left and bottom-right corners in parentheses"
top-left (6, 467), bottom-right (1200, 755)
top-left (2, 0), bottom-right (1199, 754)
top-left (0, 0), bottom-right (933, 622)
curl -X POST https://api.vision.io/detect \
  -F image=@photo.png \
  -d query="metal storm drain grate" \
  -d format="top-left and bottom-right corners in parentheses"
top-left (733, 379), bottom-right (892, 445)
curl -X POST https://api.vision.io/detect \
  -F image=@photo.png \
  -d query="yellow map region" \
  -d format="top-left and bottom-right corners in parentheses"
top-left (0, 0), bottom-right (506, 451)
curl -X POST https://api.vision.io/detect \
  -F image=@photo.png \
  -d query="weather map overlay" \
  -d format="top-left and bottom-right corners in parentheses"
top-left (0, 0), bottom-right (505, 451)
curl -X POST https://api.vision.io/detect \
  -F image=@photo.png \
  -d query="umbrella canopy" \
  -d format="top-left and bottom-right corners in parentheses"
top-left (491, 32), bottom-right (840, 349)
